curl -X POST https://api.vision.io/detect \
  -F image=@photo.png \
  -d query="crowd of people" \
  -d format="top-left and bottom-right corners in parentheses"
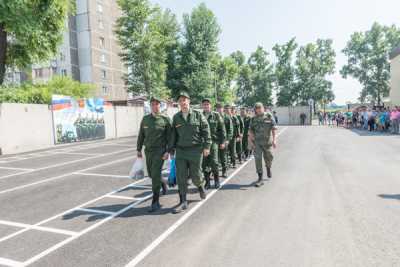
top-left (317, 106), bottom-right (400, 134)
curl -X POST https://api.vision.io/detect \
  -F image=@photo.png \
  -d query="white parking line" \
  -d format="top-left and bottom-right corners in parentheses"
top-left (0, 166), bottom-right (34, 171)
top-left (73, 172), bottom-right (131, 179)
top-left (124, 127), bottom-right (288, 267)
top-left (0, 154), bottom-right (136, 195)
top-left (0, 220), bottom-right (78, 236)
top-left (0, 257), bottom-right (22, 267)
top-left (76, 208), bottom-right (116, 216)
top-left (106, 195), bottom-right (138, 201)
top-left (47, 151), bottom-right (100, 156)
top-left (0, 147), bottom-right (135, 181)
top-left (0, 177), bottom-right (149, 245)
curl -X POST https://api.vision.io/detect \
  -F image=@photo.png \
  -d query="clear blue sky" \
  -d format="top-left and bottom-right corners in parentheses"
top-left (152, 0), bottom-right (400, 105)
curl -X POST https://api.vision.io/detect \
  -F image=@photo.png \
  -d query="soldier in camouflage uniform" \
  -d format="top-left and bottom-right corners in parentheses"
top-left (249, 102), bottom-right (277, 187)
top-left (170, 92), bottom-right (211, 212)
top-left (224, 104), bottom-right (237, 168)
top-left (137, 97), bottom-right (172, 212)
top-left (240, 107), bottom-right (251, 160)
top-left (202, 99), bottom-right (226, 189)
top-left (232, 107), bottom-right (244, 164)
top-left (216, 103), bottom-right (232, 177)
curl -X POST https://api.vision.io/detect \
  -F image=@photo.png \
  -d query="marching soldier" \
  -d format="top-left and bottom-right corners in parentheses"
top-left (170, 92), bottom-right (211, 212)
top-left (217, 103), bottom-right (232, 177)
top-left (240, 107), bottom-right (251, 160)
top-left (202, 99), bottom-right (226, 189)
top-left (232, 107), bottom-right (244, 164)
top-left (137, 97), bottom-right (172, 212)
top-left (224, 104), bottom-right (237, 169)
top-left (249, 102), bottom-right (277, 187)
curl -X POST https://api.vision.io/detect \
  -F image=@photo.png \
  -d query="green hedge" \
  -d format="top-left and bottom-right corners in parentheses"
top-left (0, 76), bottom-right (95, 104)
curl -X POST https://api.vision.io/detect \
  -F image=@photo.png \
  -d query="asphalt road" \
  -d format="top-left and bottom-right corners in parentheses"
top-left (1, 126), bottom-right (400, 267)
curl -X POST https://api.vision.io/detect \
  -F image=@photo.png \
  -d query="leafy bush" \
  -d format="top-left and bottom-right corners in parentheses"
top-left (0, 76), bottom-right (95, 104)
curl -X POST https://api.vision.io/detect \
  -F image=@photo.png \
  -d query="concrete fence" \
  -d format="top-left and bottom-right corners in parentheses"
top-left (274, 106), bottom-right (312, 125)
top-left (0, 103), bottom-right (178, 155)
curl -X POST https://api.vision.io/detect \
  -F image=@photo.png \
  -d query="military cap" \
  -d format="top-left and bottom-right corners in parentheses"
top-left (215, 103), bottom-right (223, 108)
top-left (150, 96), bottom-right (161, 103)
top-left (254, 102), bottom-right (263, 108)
top-left (177, 91), bottom-right (190, 100)
top-left (202, 98), bottom-right (212, 103)
top-left (224, 104), bottom-right (231, 109)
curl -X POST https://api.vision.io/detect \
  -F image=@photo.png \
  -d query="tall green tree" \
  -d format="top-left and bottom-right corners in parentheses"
top-left (179, 3), bottom-right (221, 103)
top-left (211, 55), bottom-right (238, 103)
top-left (273, 38), bottom-right (298, 106)
top-left (295, 39), bottom-right (336, 106)
top-left (116, 0), bottom-right (179, 98)
top-left (246, 46), bottom-right (274, 106)
top-left (0, 0), bottom-right (72, 84)
top-left (341, 22), bottom-right (400, 104)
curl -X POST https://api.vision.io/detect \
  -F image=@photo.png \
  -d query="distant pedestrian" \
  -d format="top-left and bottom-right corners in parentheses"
top-left (300, 113), bottom-right (307, 125)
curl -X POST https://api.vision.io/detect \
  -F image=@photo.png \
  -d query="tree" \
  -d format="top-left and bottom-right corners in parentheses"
top-left (116, 0), bottom-right (179, 98)
top-left (211, 55), bottom-right (238, 103)
top-left (247, 46), bottom-right (274, 107)
top-left (0, 76), bottom-right (94, 104)
top-left (0, 0), bottom-right (72, 85)
top-left (341, 22), bottom-right (400, 105)
top-left (273, 38), bottom-right (298, 106)
top-left (295, 39), bottom-right (336, 106)
top-left (179, 3), bottom-right (221, 103)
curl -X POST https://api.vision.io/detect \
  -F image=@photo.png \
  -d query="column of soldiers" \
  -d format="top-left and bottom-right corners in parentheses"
top-left (137, 92), bottom-right (277, 213)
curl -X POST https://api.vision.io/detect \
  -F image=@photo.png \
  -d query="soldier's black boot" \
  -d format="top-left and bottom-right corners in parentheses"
top-left (173, 192), bottom-right (187, 214)
top-left (182, 193), bottom-right (188, 210)
top-left (148, 192), bottom-right (161, 213)
top-left (204, 172), bottom-right (211, 190)
top-left (255, 172), bottom-right (264, 187)
top-left (198, 186), bottom-right (207, 200)
top-left (221, 168), bottom-right (227, 178)
top-left (267, 167), bottom-right (272, 178)
top-left (238, 153), bottom-right (242, 164)
top-left (214, 172), bottom-right (220, 189)
top-left (161, 181), bottom-right (168, 195)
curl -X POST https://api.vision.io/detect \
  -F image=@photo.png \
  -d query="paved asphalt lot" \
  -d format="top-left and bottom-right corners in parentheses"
top-left (1, 126), bottom-right (400, 267)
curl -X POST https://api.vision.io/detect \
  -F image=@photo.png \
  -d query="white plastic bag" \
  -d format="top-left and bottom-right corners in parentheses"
top-left (129, 158), bottom-right (144, 179)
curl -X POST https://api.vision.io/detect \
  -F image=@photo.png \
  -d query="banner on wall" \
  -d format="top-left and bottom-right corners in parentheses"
top-left (51, 95), bottom-right (109, 144)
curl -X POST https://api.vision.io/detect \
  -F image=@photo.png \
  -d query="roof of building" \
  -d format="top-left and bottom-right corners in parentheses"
top-left (389, 47), bottom-right (400, 60)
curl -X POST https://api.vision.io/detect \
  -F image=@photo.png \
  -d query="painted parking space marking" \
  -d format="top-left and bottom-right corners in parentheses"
top-left (73, 172), bottom-right (131, 179)
top-left (76, 208), bottom-right (116, 216)
top-left (0, 220), bottom-right (78, 237)
top-left (105, 195), bottom-right (138, 201)
top-left (0, 257), bottom-right (22, 267)
top-left (0, 167), bottom-right (34, 171)
top-left (124, 127), bottom-right (288, 267)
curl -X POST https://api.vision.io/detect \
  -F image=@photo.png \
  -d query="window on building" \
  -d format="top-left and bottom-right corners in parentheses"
top-left (101, 54), bottom-right (106, 64)
top-left (97, 2), bottom-right (103, 13)
top-left (60, 53), bottom-right (66, 62)
top-left (99, 37), bottom-right (105, 48)
top-left (61, 69), bottom-right (67, 76)
top-left (34, 68), bottom-right (43, 78)
top-left (102, 85), bottom-right (108, 95)
top-left (101, 69), bottom-right (106, 79)
top-left (99, 20), bottom-right (104, 30)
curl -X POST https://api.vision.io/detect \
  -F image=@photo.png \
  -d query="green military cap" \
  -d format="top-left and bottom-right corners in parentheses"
top-left (202, 98), bottom-right (212, 103)
top-left (215, 103), bottom-right (223, 108)
top-left (254, 102), bottom-right (263, 108)
top-left (177, 91), bottom-right (190, 100)
top-left (224, 104), bottom-right (231, 109)
top-left (150, 96), bottom-right (161, 103)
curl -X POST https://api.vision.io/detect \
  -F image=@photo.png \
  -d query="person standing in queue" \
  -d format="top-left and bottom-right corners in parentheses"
top-left (240, 107), bottom-right (251, 160)
top-left (217, 103), bottom-right (232, 177)
top-left (137, 97), bottom-right (172, 212)
top-left (202, 99), bottom-right (226, 189)
top-left (169, 92), bottom-right (211, 212)
top-left (249, 102), bottom-right (277, 187)
top-left (232, 107), bottom-right (244, 164)
top-left (224, 104), bottom-right (237, 169)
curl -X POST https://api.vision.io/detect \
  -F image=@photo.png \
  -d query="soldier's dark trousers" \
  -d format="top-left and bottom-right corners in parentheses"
top-left (254, 143), bottom-right (273, 174)
top-left (202, 143), bottom-right (219, 175)
top-left (228, 139), bottom-right (236, 166)
top-left (176, 147), bottom-right (204, 195)
top-left (242, 136), bottom-right (249, 158)
top-left (145, 148), bottom-right (165, 193)
top-left (236, 139), bottom-right (242, 162)
top-left (218, 146), bottom-right (227, 172)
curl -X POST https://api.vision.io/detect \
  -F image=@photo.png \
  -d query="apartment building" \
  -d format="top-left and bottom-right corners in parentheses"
top-left (390, 47), bottom-right (400, 106)
top-left (6, 0), bottom-right (128, 103)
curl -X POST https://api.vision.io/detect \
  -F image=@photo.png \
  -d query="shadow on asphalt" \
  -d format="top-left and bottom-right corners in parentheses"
top-left (219, 182), bottom-right (259, 191)
top-left (378, 194), bottom-right (400, 200)
top-left (350, 128), bottom-right (399, 137)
